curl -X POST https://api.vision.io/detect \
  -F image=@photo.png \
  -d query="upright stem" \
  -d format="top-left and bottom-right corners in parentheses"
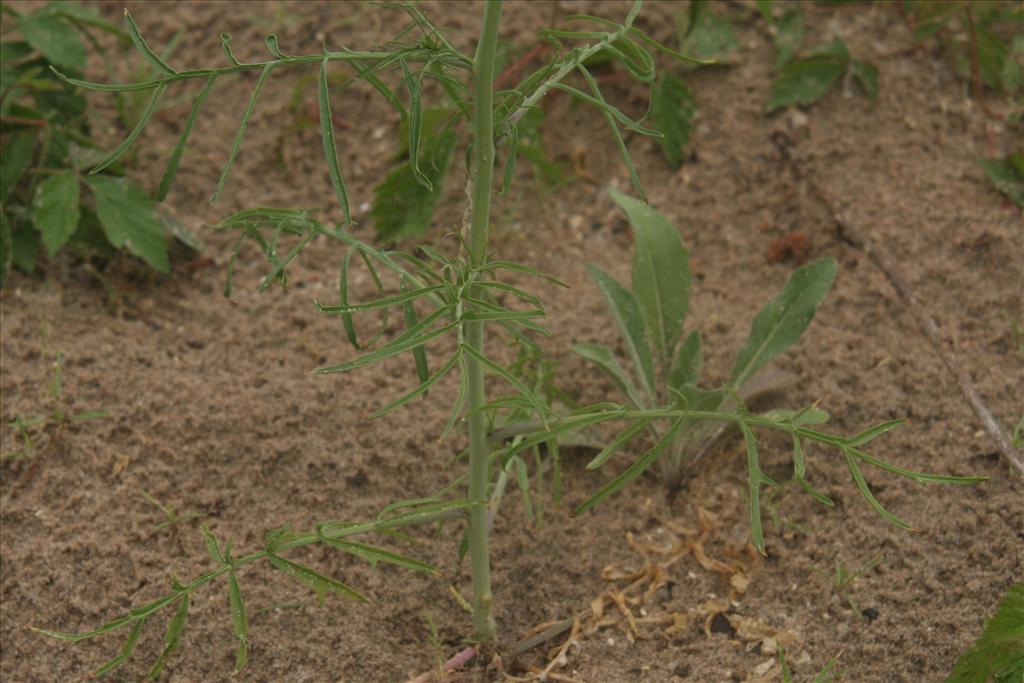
top-left (465, 0), bottom-right (502, 643)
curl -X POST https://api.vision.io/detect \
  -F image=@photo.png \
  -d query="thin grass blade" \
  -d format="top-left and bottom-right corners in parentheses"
top-left (319, 56), bottom-right (352, 224)
top-left (158, 74), bottom-right (215, 200)
top-left (740, 421), bottom-right (777, 554)
top-left (124, 10), bottom-right (176, 75)
top-left (587, 417), bottom-right (651, 470)
top-left (791, 435), bottom-right (833, 506)
top-left (401, 277), bottom-right (430, 386)
top-left (842, 450), bottom-right (912, 529)
top-left (316, 284), bottom-right (448, 314)
top-left (212, 63), bottom-right (273, 204)
top-left (577, 67), bottom-right (646, 199)
top-left (267, 556), bottom-right (367, 604)
top-left (228, 571), bottom-right (248, 673)
top-left (315, 320), bottom-right (459, 374)
top-left (324, 540), bottom-right (437, 574)
top-left (90, 82), bottom-right (167, 173)
top-left (145, 594), bottom-right (189, 680)
top-left (575, 417), bottom-right (684, 515)
top-left (91, 617), bottom-right (146, 677)
top-left (370, 351), bottom-right (460, 418)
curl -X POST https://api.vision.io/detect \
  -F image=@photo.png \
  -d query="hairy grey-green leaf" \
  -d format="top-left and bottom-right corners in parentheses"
top-left (729, 257), bottom-right (835, 389)
top-left (610, 190), bottom-right (690, 369)
top-left (767, 57), bottom-right (845, 111)
top-left (33, 171), bottom-right (80, 256)
top-left (1, 131), bottom-right (37, 205)
top-left (980, 154), bottom-right (1024, 207)
top-left (668, 330), bottom-right (701, 390)
top-left (585, 263), bottom-right (656, 400)
top-left (572, 343), bottom-right (645, 409)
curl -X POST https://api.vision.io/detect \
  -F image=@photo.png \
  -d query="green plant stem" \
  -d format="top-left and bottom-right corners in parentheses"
top-left (465, 0), bottom-right (503, 644)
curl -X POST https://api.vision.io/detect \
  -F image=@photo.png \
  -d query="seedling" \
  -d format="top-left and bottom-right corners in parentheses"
top-left (139, 491), bottom-right (203, 531)
top-left (570, 193), bottom-right (979, 549)
top-left (980, 153), bottom-right (1024, 208)
top-left (779, 644), bottom-right (844, 682)
top-left (2, 351), bottom-right (108, 461)
top-left (812, 555), bottom-right (881, 618)
top-left (33, 1), bottom-right (983, 678)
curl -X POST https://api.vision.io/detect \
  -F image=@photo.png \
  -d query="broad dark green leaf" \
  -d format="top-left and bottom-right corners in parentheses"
top-left (18, 11), bottom-right (85, 71)
top-left (850, 58), bottom-right (878, 98)
top-left (947, 582), bottom-right (1024, 683)
top-left (728, 257), bottom-right (835, 389)
top-left (668, 329), bottom-right (701, 390)
top-left (610, 190), bottom-right (690, 368)
top-left (0, 213), bottom-right (12, 286)
top-left (585, 263), bottom-right (656, 400)
top-left (650, 72), bottom-right (696, 170)
top-left (975, 25), bottom-right (1008, 92)
top-left (11, 225), bottom-right (39, 273)
top-left (1, 131), bottom-right (37, 205)
top-left (32, 171), bottom-right (79, 255)
top-left (572, 343), bottom-right (645, 408)
top-left (86, 175), bottom-right (169, 272)
top-left (767, 56), bottom-right (845, 111)
top-left (371, 129), bottom-right (455, 242)
top-left (980, 154), bottom-right (1024, 207)
top-left (678, 0), bottom-right (740, 65)
top-left (773, 8), bottom-right (804, 67)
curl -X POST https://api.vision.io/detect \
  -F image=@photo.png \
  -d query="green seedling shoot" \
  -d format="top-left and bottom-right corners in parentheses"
top-left (812, 555), bottom-right (881, 618)
top-left (3, 352), bottom-right (108, 461)
top-left (31, 1), bottom-right (983, 678)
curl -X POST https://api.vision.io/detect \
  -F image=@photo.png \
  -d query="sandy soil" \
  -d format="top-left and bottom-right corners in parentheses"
top-left (2, 1), bottom-right (1021, 681)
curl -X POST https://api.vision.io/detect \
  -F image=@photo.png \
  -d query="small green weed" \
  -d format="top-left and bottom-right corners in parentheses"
top-left (33, 1), bottom-right (984, 678)
top-left (779, 644), bottom-right (844, 682)
top-left (980, 153), bottom-right (1024, 208)
top-left (947, 582), bottom-right (1024, 683)
top-left (0, 2), bottom-right (197, 286)
top-left (572, 192), bottom-right (978, 551)
top-left (812, 555), bottom-right (881, 618)
top-left (139, 491), bottom-right (203, 531)
top-left (2, 351), bottom-right (108, 461)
